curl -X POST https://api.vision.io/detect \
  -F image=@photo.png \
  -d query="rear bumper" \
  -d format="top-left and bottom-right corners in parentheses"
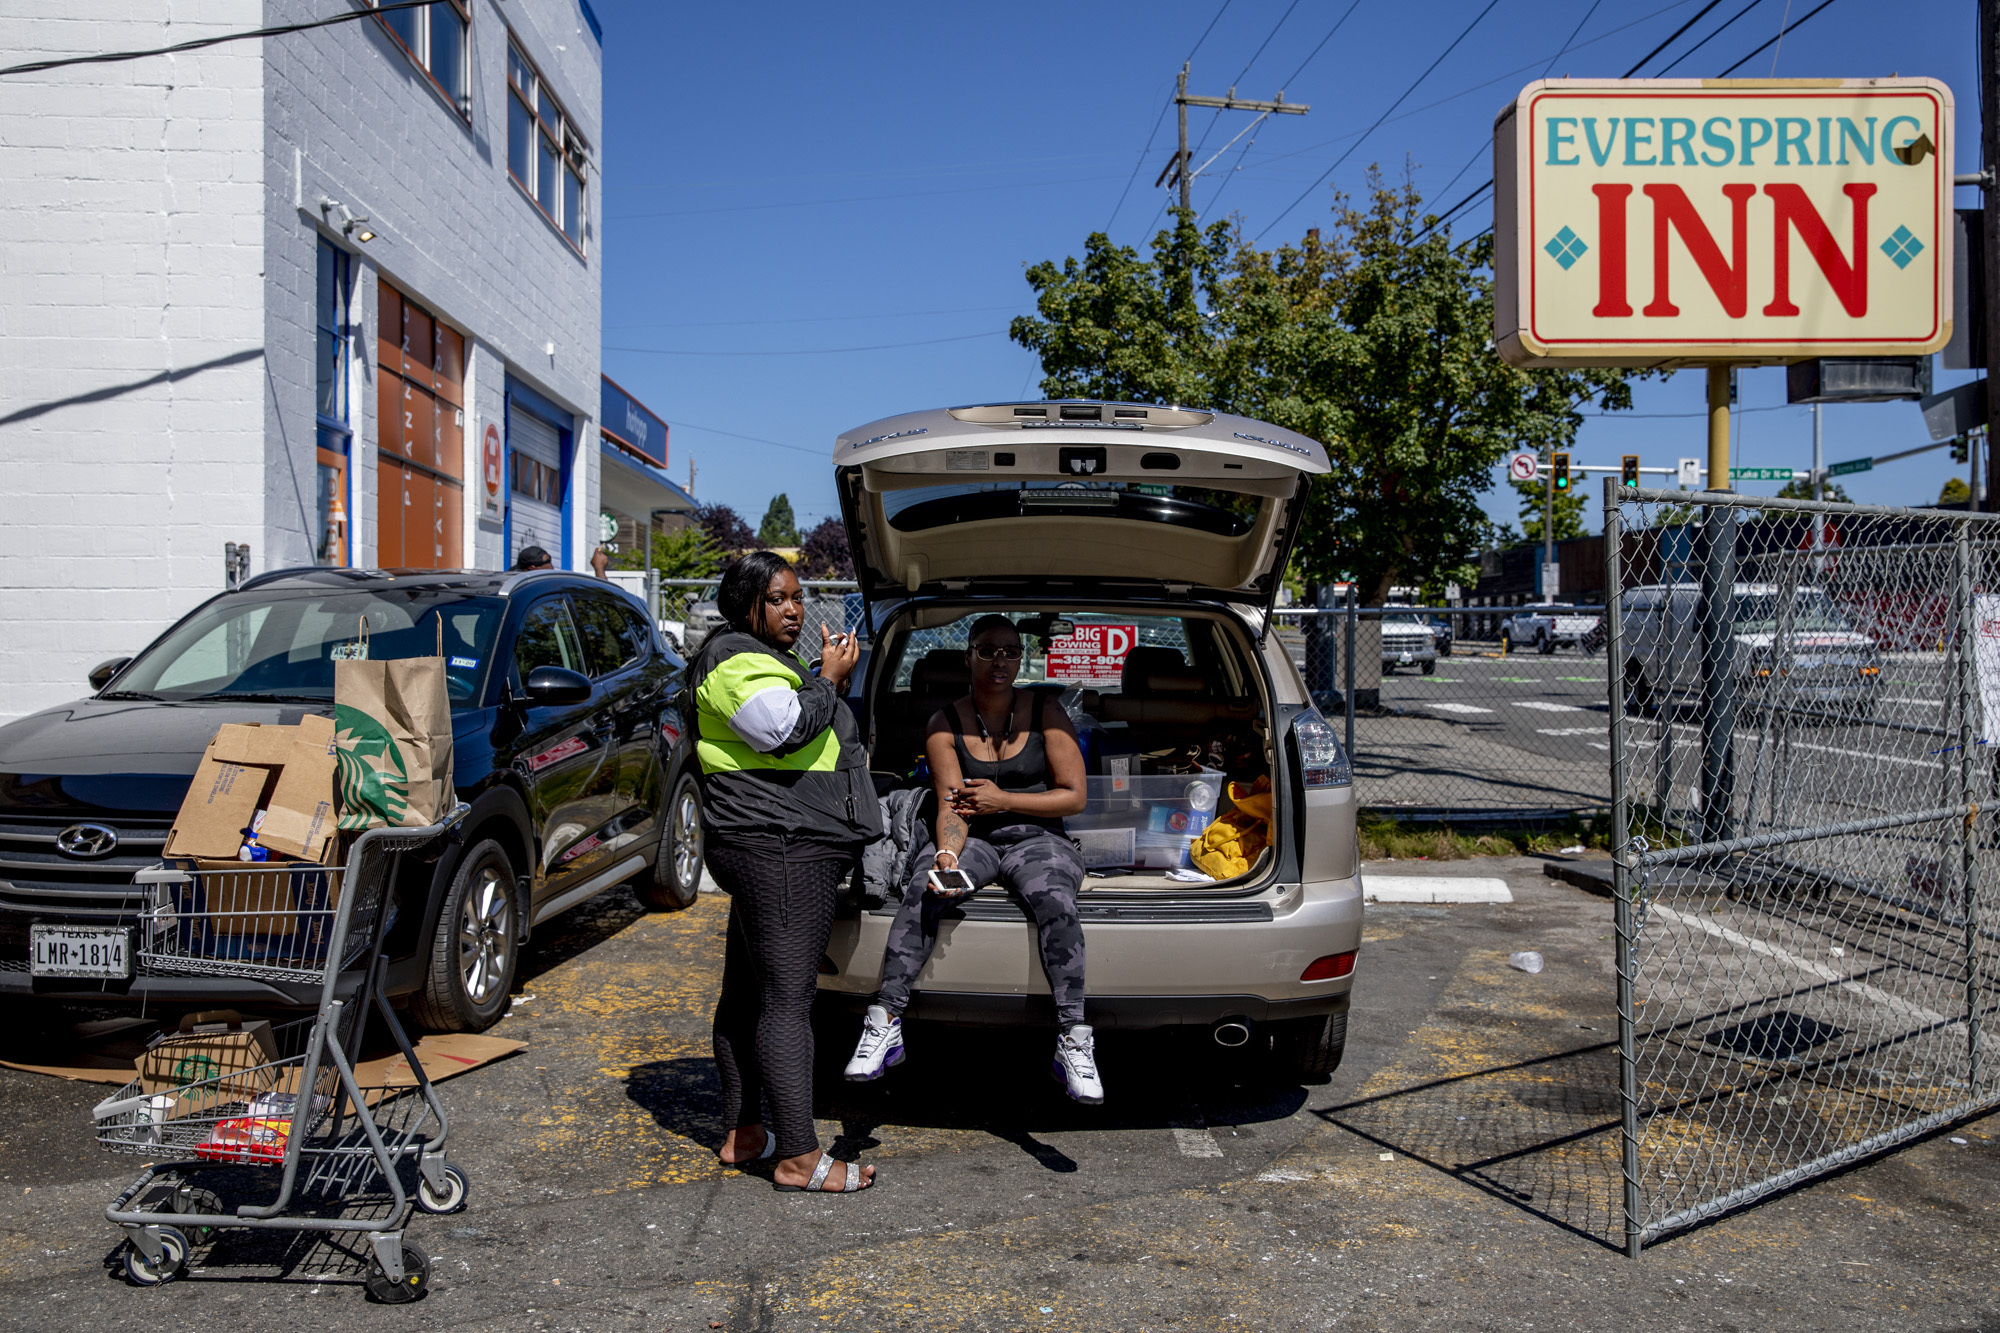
top-left (820, 874), bottom-right (1364, 1027)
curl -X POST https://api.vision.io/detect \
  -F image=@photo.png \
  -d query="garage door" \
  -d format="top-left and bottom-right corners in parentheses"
top-left (509, 405), bottom-right (566, 566)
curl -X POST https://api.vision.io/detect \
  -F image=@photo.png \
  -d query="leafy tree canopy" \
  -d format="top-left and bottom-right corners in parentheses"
top-left (611, 522), bottom-right (723, 579)
top-left (797, 516), bottom-right (854, 580)
top-left (758, 494), bottom-right (799, 548)
top-left (1510, 475), bottom-right (1589, 544)
top-left (692, 502), bottom-right (756, 554)
top-left (1775, 477), bottom-right (1852, 503)
top-left (1009, 171), bottom-right (1647, 602)
top-left (1939, 478), bottom-right (1971, 505)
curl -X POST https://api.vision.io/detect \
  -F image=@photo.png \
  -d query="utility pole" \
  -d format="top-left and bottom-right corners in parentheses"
top-left (1543, 456), bottom-right (1554, 590)
top-left (1984, 0), bottom-right (2000, 509)
top-left (1156, 63), bottom-right (1308, 211)
top-left (687, 456), bottom-right (696, 496)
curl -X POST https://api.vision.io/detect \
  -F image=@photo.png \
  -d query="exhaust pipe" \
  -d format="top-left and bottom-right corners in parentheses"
top-left (1212, 1020), bottom-right (1251, 1048)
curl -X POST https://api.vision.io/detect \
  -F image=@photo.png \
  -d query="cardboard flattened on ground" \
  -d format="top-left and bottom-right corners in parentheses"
top-left (1, 1021), bottom-right (524, 1089)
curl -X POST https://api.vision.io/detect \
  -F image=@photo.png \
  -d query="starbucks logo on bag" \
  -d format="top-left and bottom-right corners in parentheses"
top-left (334, 704), bottom-right (409, 827)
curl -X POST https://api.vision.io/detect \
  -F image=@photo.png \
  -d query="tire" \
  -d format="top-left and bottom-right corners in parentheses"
top-left (1420, 660), bottom-right (1436, 676)
top-left (363, 1239), bottom-right (431, 1304)
top-left (639, 772), bottom-right (703, 911)
top-left (1267, 1012), bottom-right (1347, 1083)
top-left (415, 1162), bottom-right (469, 1215)
top-left (169, 1185), bottom-right (224, 1244)
top-left (1624, 665), bottom-right (1658, 718)
top-left (410, 839), bottom-right (519, 1034)
top-left (122, 1227), bottom-right (188, 1286)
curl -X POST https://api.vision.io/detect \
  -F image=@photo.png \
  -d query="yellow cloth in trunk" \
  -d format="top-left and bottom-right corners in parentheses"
top-left (1190, 777), bottom-right (1272, 879)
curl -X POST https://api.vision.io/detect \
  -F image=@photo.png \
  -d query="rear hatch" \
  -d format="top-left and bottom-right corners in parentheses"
top-left (834, 401), bottom-right (1329, 623)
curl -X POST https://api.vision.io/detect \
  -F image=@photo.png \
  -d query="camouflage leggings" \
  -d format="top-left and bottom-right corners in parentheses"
top-left (877, 823), bottom-right (1088, 1029)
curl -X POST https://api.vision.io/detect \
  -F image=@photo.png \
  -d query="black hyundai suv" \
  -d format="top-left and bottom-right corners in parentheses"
top-left (0, 567), bottom-right (703, 1031)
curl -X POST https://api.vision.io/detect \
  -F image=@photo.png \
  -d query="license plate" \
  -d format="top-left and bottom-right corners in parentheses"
top-left (30, 925), bottom-right (133, 979)
top-left (1398, 653), bottom-right (1414, 664)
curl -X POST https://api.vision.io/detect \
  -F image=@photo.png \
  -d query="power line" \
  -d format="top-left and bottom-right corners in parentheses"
top-left (1716, 0), bottom-right (1838, 75)
top-left (1184, 0), bottom-right (1238, 65)
top-left (1618, 0), bottom-right (1728, 77)
top-left (1254, 0), bottom-right (1504, 243)
top-left (606, 304), bottom-right (1025, 332)
top-left (0, 0), bottom-right (435, 78)
top-left (1108, 88), bottom-right (1178, 230)
top-left (605, 330), bottom-right (1006, 357)
top-left (1229, 0), bottom-right (1306, 88)
top-left (667, 421), bottom-right (827, 459)
top-left (1276, 0), bottom-right (1365, 89)
top-left (611, 174), bottom-right (1110, 222)
top-left (1656, 0), bottom-right (1767, 76)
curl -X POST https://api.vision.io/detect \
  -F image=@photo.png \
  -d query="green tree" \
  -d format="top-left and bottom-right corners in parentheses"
top-left (797, 516), bottom-right (854, 579)
top-left (1510, 475), bottom-right (1589, 543)
top-left (1775, 477), bottom-right (1851, 503)
top-left (1010, 172), bottom-right (1645, 602)
top-left (1938, 477), bottom-right (1972, 505)
top-left (758, 494), bottom-right (799, 548)
top-left (611, 523), bottom-right (723, 579)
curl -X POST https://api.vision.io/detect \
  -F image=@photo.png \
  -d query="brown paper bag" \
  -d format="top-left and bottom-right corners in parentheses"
top-left (333, 619), bottom-right (455, 829)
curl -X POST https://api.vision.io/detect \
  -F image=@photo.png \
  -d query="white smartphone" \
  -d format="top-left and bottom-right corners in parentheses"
top-left (927, 867), bottom-right (976, 898)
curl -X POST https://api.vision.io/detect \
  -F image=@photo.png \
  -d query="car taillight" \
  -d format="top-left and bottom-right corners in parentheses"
top-left (1300, 951), bottom-right (1356, 981)
top-left (1292, 708), bottom-right (1352, 788)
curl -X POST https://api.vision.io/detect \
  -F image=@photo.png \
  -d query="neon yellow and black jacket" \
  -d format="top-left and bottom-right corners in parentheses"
top-left (688, 630), bottom-right (883, 845)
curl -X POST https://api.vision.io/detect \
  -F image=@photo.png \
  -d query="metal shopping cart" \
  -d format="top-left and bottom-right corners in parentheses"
top-left (90, 809), bottom-right (470, 1301)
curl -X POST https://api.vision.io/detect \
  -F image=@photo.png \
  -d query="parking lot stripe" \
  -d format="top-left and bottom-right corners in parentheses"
top-left (1514, 701), bottom-right (1586, 712)
top-left (1170, 1123), bottom-right (1223, 1158)
top-left (1535, 727), bottom-right (1605, 736)
top-left (1427, 702), bottom-right (1494, 714)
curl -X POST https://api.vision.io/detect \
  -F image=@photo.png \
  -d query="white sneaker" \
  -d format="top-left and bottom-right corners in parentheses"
top-left (1052, 1024), bottom-right (1104, 1104)
top-left (844, 1004), bottom-right (904, 1082)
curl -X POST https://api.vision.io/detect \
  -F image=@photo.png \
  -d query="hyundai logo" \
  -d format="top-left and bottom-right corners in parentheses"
top-left (56, 823), bottom-right (119, 858)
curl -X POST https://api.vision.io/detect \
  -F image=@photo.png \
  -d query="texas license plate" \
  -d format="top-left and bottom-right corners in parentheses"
top-left (30, 925), bottom-right (133, 979)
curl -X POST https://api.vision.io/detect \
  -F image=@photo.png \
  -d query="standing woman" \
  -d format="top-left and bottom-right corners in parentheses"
top-left (690, 551), bottom-right (883, 1193)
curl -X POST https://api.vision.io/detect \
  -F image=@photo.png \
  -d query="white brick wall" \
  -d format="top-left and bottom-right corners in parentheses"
top-left (0, 0), bottom-right (603, 722)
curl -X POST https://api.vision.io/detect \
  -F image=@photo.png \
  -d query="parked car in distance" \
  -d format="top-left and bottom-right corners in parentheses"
top-left (1427, 616), bottom-right (1455, 657)
top-left (1502, 603), bottom-right (1603, 654)
top-left (821, 399), bottom-right (1361, 1080)
top-left (1380, 613), bottom-right (1439, 675)
top-left (1621, 582), bottom-right (1882, 717)
top-left (0, 568), bottom-right (703, 1032)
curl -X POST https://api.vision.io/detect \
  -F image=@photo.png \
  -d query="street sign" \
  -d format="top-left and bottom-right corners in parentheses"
top-left (1493, 78), bottom-right (1954, 366)
top-left (1507, 452), bottom-right (1539, 481)
top-left (1728, 467), bottom-right (1799, 481)
top-left (1677, 457), bottom-right (1703, 487)
top-left (481, 423), bottom-right (503, 517)
top-left (1828, 456), bottom-right (1875, 477)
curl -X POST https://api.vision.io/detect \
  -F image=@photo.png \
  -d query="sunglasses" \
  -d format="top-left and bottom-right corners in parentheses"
top-left (970, 644), bottom-right (1024, 662)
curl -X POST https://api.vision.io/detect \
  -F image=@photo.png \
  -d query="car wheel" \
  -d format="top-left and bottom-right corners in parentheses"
top-left (1537, 631), bottom-right (1555, 656)
top-left (1624, 664), bottom-right (1658, 718)
top-left (1420, 659), bottom-right (1436, 676)
top-left (410, 839), bottom-right (519, 1034)
top-left (1267, 1012), bottom-right (1347, 1083)
top-left (639, 772), bottom-right (703, 911)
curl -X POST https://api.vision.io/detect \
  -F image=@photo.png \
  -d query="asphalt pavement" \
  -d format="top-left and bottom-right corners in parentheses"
top-left (1, 858), bottom-right (1994, 1330)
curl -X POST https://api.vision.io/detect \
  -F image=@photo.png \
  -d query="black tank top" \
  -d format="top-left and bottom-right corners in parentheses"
top-left (947, 691), bottom-right (1062, 837)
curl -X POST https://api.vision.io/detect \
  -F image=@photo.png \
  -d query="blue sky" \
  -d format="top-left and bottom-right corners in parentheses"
top-left (592, 0), bottom-right (1980, 541)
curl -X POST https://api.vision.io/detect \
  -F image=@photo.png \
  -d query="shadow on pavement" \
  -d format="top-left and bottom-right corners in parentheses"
top-left (1317, 1042), bottom-right (1629, 1252)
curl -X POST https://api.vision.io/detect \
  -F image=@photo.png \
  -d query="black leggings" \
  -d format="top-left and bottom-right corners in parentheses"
top-left (704, 837), bottom-right (850, 1161)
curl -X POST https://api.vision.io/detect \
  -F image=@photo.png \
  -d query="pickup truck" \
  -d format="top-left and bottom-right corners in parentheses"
top-left (1502, 604), bottom-right (1603, 655)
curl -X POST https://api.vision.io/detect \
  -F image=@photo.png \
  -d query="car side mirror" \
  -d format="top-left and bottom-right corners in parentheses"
top-left (523, 665), bottom-right (592, 706)
top-left (89, 657), bottom-right (132, 691)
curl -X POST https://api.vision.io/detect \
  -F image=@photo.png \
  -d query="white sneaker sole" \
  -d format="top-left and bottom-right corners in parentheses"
top-left (1052, 1056), bottom-right (1104, 1105)
top-left (845, 1043), bottom-right (904, 1083)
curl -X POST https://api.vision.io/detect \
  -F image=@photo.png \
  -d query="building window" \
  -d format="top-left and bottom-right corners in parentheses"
top-left (512, 455), bottom-right (561, 505)
top-left (315, 239), bottom-right (352, 566)
top-left (376, 280), bottom-right (466, 570)
top-left (373, 0), bottom-right (470, 116)
top-left (506, 40), bottom-right (588, 253)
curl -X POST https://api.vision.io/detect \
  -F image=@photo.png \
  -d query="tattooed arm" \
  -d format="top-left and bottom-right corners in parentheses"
top-left (923, 705), bottom-right (969, 869)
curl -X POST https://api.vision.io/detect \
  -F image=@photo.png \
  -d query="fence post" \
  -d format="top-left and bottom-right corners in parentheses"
top-left (1344, 584), bottom-right (1357, 760)
top-left (1604, 478), bottom-right (1644, 1259)
top-left (1697, 501), bottom-right (1738, 843)
top-left (1307, 584), bottom-right (1340, 711)
top-left (1956, 523), bottom-right (1986, 1094)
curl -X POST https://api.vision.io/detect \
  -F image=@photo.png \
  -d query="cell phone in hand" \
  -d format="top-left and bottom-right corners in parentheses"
top-left (927, 867), bottom-right (976, 898)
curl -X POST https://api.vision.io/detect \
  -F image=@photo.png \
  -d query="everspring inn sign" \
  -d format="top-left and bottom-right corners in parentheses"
top-left (1493, 78), bottom-right (1952, 367)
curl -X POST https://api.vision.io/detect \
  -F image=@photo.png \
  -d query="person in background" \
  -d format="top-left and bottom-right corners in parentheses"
top-left (591, 546), bottom-right (612, 579)
top-left (844, 614), bottom-right (1100, 1103)
top-left (691, 551), bottom-right (883, 1193)
top-left (512, 546), bottom-right (553, 571)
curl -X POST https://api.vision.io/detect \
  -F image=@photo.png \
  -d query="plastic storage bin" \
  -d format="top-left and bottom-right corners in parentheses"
top-left (1064, 769), bottom-right (1223, 869)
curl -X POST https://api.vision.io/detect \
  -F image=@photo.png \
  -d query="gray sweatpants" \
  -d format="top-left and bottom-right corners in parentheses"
top-left (876, 823), bottom-right (1089, 1029)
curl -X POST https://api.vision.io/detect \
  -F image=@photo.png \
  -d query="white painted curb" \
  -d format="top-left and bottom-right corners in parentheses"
top-left (1363, 876), bottom-right (1513, 904)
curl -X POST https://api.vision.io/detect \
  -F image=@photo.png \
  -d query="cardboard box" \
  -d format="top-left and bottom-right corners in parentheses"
top-left (166, 717), bottom-right (340, 864)
top-left (137, 1012), bottom-right (282, 1119)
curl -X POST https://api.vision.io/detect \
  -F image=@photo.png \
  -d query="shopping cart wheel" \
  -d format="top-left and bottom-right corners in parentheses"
top-left (415, 1163), bottom-right (469, 1214)
top-left (122, 1227), bottom-right (188, 1286)
top-left (364, 1238), bottom-right (431, 1303)
top-left (170, 1185), bottom-right (226, 1243)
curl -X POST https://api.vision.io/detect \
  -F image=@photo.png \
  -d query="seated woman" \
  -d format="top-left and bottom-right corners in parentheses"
top-left (844, 615), bottom-right (1101, 1103)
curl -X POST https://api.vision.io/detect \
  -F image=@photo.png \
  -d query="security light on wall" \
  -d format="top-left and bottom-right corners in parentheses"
top-left (317, 196), bottom-right (375, 243)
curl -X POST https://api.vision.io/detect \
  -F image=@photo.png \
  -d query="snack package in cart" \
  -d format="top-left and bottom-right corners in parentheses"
top-left (195, 1115), bottom-right (293, 1165)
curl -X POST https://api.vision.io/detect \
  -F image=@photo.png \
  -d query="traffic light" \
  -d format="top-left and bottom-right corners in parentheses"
top-left (1621, 454), bottom-right (1641, 488)
top-left (1552, 452), bottom-right (1571, 490)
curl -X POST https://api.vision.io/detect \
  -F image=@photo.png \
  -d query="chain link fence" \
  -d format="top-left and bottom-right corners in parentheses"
top-left (614, 577), bottom-right (858, 657)
top-left (1273, 603), bottom-right (1612, 820)
top-left (1606, 482), bottom-right (2000, 1254)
